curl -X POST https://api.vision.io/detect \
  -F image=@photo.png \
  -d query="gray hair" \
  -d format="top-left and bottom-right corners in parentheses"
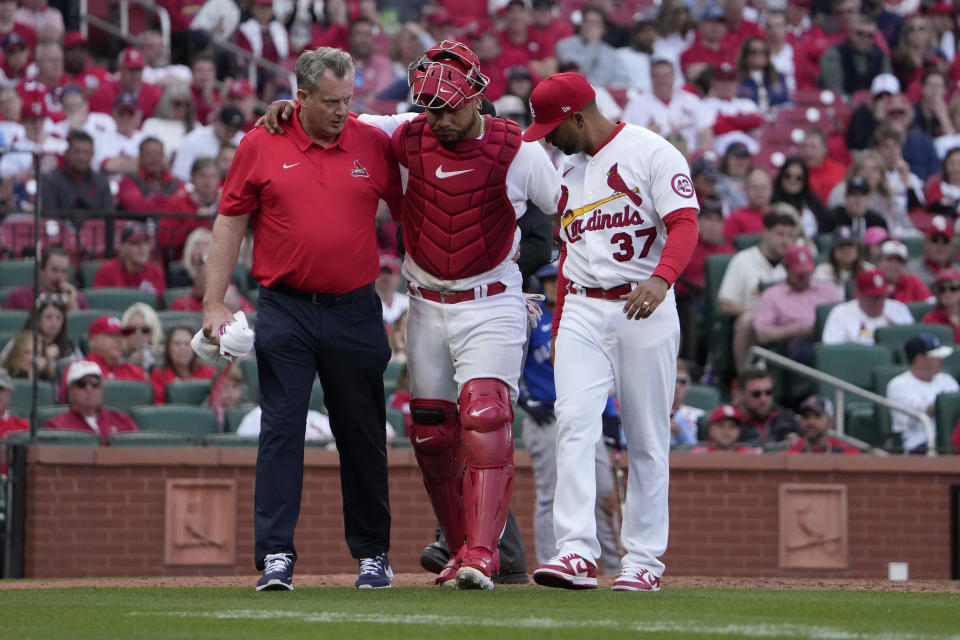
top-left (296, 47), bottom-right (355, 94)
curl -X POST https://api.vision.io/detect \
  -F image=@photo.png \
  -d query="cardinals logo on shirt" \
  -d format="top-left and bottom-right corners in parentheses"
top-left (350, 160), bottom-right (370, 178)
top-left (559, 163), bottom-right (643, 230)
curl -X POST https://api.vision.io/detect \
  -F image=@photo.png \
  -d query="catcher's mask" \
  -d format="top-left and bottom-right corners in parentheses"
top-left (407, 40), bottom-right (489, 110)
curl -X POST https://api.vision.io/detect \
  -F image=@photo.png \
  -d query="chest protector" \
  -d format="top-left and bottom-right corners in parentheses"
top-left (395, 114), bottom-right (522, 280)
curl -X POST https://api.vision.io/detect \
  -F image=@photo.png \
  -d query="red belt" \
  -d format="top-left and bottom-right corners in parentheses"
top-left (410, 281), bottom-right (508, 304)
top-left (568, 282), bottom-right (633, 300)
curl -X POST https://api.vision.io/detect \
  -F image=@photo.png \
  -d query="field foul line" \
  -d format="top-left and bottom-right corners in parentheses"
top-left (131, 610), bottom-right (960, 640)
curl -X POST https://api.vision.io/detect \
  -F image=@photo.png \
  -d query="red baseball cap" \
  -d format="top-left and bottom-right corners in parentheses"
top-left (712, 63), bottom-right (738, 81)
top-left (379, 254), bottom-right (401, 274)
top-left (522, 72), bottom-right (596, 142)
top-left (856, 268), bottom-right (888, 297)
top-left (228, 79), bottom-right (255, 98)
top-left (926, 214), bottom-right (954, 240)
top-left (120, 47), bottom-right (145, 70)
top-left (89, 315), bottom-right (135, 338)
top-left (709, 404), bottom-right (742, 425)
top-left (935, 267), bottom-right (960, 284)
top-left (63, 31), bottom-right (88, 49)
top-left (783, 245), bottom-right (815, 274)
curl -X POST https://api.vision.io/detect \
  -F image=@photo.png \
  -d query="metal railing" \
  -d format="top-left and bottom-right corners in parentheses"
top-left (750, 346), bottom-right (936, 457)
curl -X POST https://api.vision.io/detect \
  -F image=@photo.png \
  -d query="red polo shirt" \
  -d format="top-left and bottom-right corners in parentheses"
top-left (220, 106), bottom-right (402, 294)
top-left (723, 207), bottom-right (767, 243)
top-left (84, 352), bottom-right (147, 383)
top-left (45, 408), bottom-right (138, 445)
top-left (922, 307), bottom-right (960, 342)
top-left (92, 257), bottom-right (167, 306)
top-left (889, 273), bottom-right (932, 304)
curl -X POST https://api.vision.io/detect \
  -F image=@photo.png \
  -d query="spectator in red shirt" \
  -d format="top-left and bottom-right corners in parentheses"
top-left (789, 395), bottom-right (861, 454)
top-left (723, 169), bottom-right (773, 242)
top-left (79, 316), bottom-right (146, 386)
top-left (528, 0), bottom-right (572, 74)
top-left (171, 251), bottom-right (253, 313)
top-left (62, 31), bottom-right (111, 98)
top-left (149, 325), bottom-right (216, 403)
top-left (117, 137), bottom-right (185, 213)
top-left (90, 48), bottom-right (163, 119)
top-left (680, 4), bottom-right (733, 83)
top-left (877, 239), bottom-right (934, 303)
top-left (158, 156), bottom-right (218, 257)
top-left (689, 404), bottom-right (762, 453)
top-left (3, 246), bottom-right (88, 311)
top-left (922, 267), bottom-right (960, 342)
top-left (0, 32), bottom-right (29, 87)
top-left (92, 222), bottom-right (168, 306)
top-left (17, 43), bottom-right (68, 122)
top-left (734, 367), bottom-right (801, 445)
top-left (802, 127), bottom-right (847, 204)
top-left (47, 360), bottom-right (139, 445)
top-left (0, 368), bottom-right (28, 440)
top-left (721, 0), bottom-right (767, 56)
top-left (0, 0), bottom-right (35, 54)
top-left (190, 53), bottom-right (220, 125)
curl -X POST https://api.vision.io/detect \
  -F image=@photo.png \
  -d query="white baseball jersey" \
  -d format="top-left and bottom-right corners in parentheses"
top-left (621, 90), bottom-right (713, 153)
top-left (557, 122), bottom-right (698, 290)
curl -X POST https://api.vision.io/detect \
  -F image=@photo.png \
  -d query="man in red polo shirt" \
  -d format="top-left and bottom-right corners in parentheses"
top-left (680, 4), bottom-right (734, 82)
top-left (89, 48), bottom-right (163, 118)
top-left (79, 316), bottom-right (146, 385)
top-left (47, 360), bottom-right (139, 445)
top-left (203, 47), bottom-right (402, 592)
top-left (92, 222), bottom-right (167, 306)
top-left (789, 395), bottom-right (861, 454)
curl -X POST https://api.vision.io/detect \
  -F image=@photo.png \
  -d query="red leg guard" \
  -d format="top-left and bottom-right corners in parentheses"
top-left (409, 398), bottom-right (467, 554)
top-left (458, 378), bottom-right (515, 575)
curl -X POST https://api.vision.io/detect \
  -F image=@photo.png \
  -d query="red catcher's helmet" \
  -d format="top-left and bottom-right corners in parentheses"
top-left (407, 40), bottom-right (489, 109)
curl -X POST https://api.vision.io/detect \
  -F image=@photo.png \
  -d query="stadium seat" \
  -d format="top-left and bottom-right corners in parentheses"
top-left (0, 285), bottom-right (18, 306)
top-left (234, 264), bottom-right (254, 291)
top-left (81, 287), bottom-right (156, 312)
top-left (933, 391), bottom-right (960, 454)
top-left (130, 405), bottom-right (218, 440)
top-left (512, 407), bottom-right (524, 443)
top-left (102, 380), bottom-right (154, 413)
top-left (941, 349), bottom-right (960, 379)
top-left (10, 379), bottom-right (55, 416)
top-left (246, 288), bottom-right (260, 306)
top-left (157, 311), bottom-right (202, 330)
top-left (384, 360), bottom-right (405, 384)
top-left (844, 404), bottom-right (884, 447)
top-left (874, 324), bottom-right (955, 363)
top-left (309, 381), bottom-right (325, 412)
top-left (872, 364), bottom-right (908, 395)
top-left (902, 237), bottom-right (925, 259)
top-left (162, 287), bottom-right (194, 309)
top-left (205, 433), bottom-right (259, 447)
top-left (225, 406), bottom-right (252, 433)
top-left (107, 431), bottom-right (195, 447)
top-left (5, 428), bottom-right (100, 446)
top-left (684, 384), bottom-right (720, 414)
top-left (703, 254), bottom-right (735, 386)
top-left (0, 259), bottom-right (36, 287)
top-left (240, 359), bottom-right (259, 403)
top-left (383, 377), bottom-right (398, 399)
top-left (165, 380), bottom-right (212, 404)
top-left (34, 405), bottom-right (68, 428)
top-left (0, 218), bottom-right (77, 259)
top-left (0, 309), bottom-right (28, 332)
top-left (815, 233), bottom-right (833, 256)
top-left (79, 260), bottom-right (106, 289)
top-left (813, 302), bottom-right (842, 342)
top-left (908, 302), bottom-right (935, 322)
top-left (813, 343), bottom-right (893, 404)
top-left (732, 234), bottom-right (762, 251)
top-left (872, 363), bottom-right (908, 446)
top-left (386, 407), bottom-right (407, 438)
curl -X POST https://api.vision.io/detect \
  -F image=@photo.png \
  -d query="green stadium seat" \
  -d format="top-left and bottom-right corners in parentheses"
top-left (845, 404), bottom-right (885, 447)
top-left (872, 364), bottom-right (908, 447)
top-left (156, 311), bottom-right (202, 330)
top-left (704, 253), bottom-right (735, 387)
top-left (874, 324), bottom-right (956, 363)
top-left (512, 407), bottom-right (524, 444)
top-left (383, 378), bottom-right (398, 399)
top-left (79, 260), bottom-right (106, 288)
top-left (0, 309), bottom-right (27, 332)
top-left (165, 380), bottom-right (212, 404)
top-left (934, 391), bottom-right (960, 454)
top-left (67, 309), bottom-right (113, 345)
top-left (10, 379), bottom-right (54, 416)
top-left (902, 236), bottom-right (925, 259)
top-left (108, 431), bottom-right (195, 447)
top-left (5, 428), bottom-right (100, 446)
top-left (384, 360), bottom-right (406, 384)
top-left (34, 405), bottom-right (68, 428)
top-left (941, 349), bottom-right (960, 379)
top-left (205, 432), bottom-right (259, 447)
top-left (813, 302), bottom-right (842, 342)
top-left (234, 264), bottom-right (254, 291)
top-left (907, 302), bottom-right (935, 322)
top-left (102, 380), bottom-right (153, 413)
top-left (240, 359), bottom-right (259, 403)
top-left (309, 381), bottom-right (325, 412)
top-left (704, 253), bottom-right (734, 318)
top-left (386, 407), bottom-right (407, 438)
top-left (81, 287), bottom-right (156, 312)
top-left (683, 384), bottom-right (720, 414)
top-left (246, 288), bottom-right (259, 307)
top-left (0, 258), bottom-right (36, 287)
top-left (815, 233), bottom-right (833, 256)
top-left (162, 287), bottom-right (194, 309)
top-left (813, 343), bottom-right (893, 404)
top-left (732, 233), bottom-right (762, 251)
top-left (225, 406), bottom-right (252, 433)
top-left (0, 285), bottom-right (18, 306)
top-left (129, 405), bottom-right (218, 440)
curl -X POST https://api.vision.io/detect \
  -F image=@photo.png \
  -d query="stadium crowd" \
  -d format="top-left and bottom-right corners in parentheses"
top-left (0, 0), bottom-right (957, 455)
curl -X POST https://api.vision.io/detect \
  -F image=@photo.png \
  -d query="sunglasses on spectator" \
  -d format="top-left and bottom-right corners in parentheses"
top-left (73, 378), bottom-right (102, 389)
top-left (127, 326), bottom-right (152, 334)
top-left (938, 284), bottom-right (960, 293)
top-left (930, 235), bottom-right (951, 244)
top-left (676, 377), bottom-right (691, 386)
top-left (748, 48), bottom-right (768, 55)
top-left (749, 388), bottom-right (773, 398)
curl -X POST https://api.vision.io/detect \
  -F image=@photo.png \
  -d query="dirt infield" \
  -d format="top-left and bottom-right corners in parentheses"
top-left (1, 574), bottom-right (958, 592)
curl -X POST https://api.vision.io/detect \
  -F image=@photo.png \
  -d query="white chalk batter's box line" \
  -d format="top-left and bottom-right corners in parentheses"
top-left (130, 610), bottom-right (960, 640)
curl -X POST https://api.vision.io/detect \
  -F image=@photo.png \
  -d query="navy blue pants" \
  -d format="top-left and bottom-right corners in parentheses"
top-left (253, 284), bottom-right (392, 569)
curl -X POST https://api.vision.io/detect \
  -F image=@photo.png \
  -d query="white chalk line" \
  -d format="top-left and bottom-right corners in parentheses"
top-left (129, 609), bottom-right (960, 640)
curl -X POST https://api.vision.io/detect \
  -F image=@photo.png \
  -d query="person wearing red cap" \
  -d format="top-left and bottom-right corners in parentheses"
top-left (235, 0), bottom-right (289, 65)
top-left (225, 78), bottom-right (257, 131)
top-left (521, 71), bottom-right (698, 593)
top-left (206, 47), bottom-right (402, 592)
top-left (906, 215), bottom-right (959, 287)
top-left (822, 267), bottom-right (914, 344)
top-left (754, 245), bottom-right (844, 364)
top-left (689, 404), bottom-right (762, 453)
top-left (92, 222), bottom-right (168, 307)
top-left (78, 318), bottom-right (147, 384)
top-left (921, 267), bottom-right (960, 342)
top-left (62, 31), bottom-right (111, 98)
top-left (89, 47), bottom-right (163, 119)
top-left (47, 360), bottom-right (140, 445)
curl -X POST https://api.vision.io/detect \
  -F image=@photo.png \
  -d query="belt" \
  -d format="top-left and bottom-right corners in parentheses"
top-left (409, 281), bottom-right (508, 304)
top-left (270, 282), bottom-right (371, 306)
top-left (568, 282), bottom-right (633, 300)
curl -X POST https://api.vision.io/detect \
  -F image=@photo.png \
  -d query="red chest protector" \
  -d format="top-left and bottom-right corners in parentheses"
top-left (393, 114), bottom-right (522, 280)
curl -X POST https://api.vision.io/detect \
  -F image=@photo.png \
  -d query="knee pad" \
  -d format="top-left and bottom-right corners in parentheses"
top-left (409, 398), bottom-right (461, 477)
top-left (459, 379), bottom-right (513, 468)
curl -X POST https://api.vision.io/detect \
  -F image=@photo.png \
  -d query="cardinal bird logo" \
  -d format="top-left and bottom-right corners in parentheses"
top-left (606, 163), bottom-right (644, 207)
top-left (557, 184), bottom-right (570, 218)
top-left (350, 160), bottom-right (370, 178)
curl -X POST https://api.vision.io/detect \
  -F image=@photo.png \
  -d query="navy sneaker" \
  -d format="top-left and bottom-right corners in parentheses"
top-left (354, 553), bottom-right (394, 589)
top-left (256, 552), bottom-right (294, 591)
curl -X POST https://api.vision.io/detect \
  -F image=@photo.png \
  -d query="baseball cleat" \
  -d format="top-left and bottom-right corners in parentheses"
top-left (435, 555), bottom-right (460, 588)
top-left (355, 553), bottom-right (394, 589)
top-left (420, 541), bottom-right (450, 574)
top-left (611, 568), bottom-right (661, 592)
top-left (533, 554), bottom-right (598, 589)
top-left (455, 566), bottom-right (494, 590)
top-left (256, 552), bottom-right (294, 591)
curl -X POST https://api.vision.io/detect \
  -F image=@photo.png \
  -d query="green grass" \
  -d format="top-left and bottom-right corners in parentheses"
top-left (0, 586), bottom-right (958, 639)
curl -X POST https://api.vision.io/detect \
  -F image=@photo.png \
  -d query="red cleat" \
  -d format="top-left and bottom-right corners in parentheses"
top-left (533, 554), bottom-right (598, 590)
